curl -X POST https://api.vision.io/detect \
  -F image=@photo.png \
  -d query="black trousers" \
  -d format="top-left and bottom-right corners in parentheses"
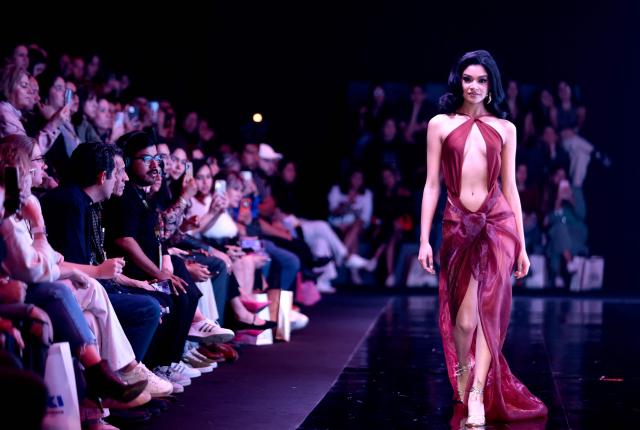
top-left (123, 256), bottom-right (201, 368)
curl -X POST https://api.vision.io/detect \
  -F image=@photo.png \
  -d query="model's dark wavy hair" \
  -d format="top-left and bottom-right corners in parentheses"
top-left (439, 50), bottom-right (507, 119)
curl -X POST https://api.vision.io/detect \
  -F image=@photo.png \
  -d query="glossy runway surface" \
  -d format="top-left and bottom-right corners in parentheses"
top-left (300, 295), bottom-right (639, 429)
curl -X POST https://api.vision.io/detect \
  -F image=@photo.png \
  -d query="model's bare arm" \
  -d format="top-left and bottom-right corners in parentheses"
top-left (500, 121), bottom-right (529, 278)
top-left (418, 115), bottom-right (444, 272)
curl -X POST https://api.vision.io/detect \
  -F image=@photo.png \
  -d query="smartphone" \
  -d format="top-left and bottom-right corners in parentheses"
top-left (184, 161), bottom-right (193, 181)
top-left (127, 105), bottom-right (139, 121)
top-left (3, 166), bottom-right (21, 216)
top-left (240, 170), bottom-right (252, 182)
top-left (148, 101), bottom-right (159, 123)
top-left (113, 112), bottom-right (124, 127)
top-left (150, 279), bottom-right (171, 295)
top-left (64, 88), bottom-right (73, 106)
top-left (239, 236), bottom-right (262, 252)
top-left (214, 179), bottom-right (226, 196)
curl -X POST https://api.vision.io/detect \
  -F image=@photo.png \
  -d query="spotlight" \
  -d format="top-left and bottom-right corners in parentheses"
top-left (252, 113), bottom-right (263, 123)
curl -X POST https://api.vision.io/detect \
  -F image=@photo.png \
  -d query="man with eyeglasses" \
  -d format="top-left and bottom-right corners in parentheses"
top-left (102, 131), bottom-right (203, 378)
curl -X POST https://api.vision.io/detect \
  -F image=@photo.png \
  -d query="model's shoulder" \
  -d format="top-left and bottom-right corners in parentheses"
top-left (427, 113), bottom-right (450, 129)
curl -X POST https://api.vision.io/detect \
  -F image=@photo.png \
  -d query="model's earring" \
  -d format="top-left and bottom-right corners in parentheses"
top-left (486, 93), bottom-right (492, 104)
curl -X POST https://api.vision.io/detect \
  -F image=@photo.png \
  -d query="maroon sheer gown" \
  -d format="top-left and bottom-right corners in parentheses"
top-left (438, 113), bottom-right (548, 421)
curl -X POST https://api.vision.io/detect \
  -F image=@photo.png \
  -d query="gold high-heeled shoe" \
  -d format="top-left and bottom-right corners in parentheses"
top-left (465, 384), bottom-right (486, 427)
top-left (454, 360), bottom-right (473, 403)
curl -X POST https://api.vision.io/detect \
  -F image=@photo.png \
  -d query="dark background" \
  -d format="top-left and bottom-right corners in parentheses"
top-left (2, 2), bottom-right (637, 292)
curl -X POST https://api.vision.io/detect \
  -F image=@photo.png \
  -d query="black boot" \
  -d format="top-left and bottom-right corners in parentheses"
top-left (84, 360), bottom-right (147, 404)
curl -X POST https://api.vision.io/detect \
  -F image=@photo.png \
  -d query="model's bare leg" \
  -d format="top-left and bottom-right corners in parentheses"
top-left (453, 276), bottom-right (478, 402)
top-left (468, 283), bottom-right (490, 426)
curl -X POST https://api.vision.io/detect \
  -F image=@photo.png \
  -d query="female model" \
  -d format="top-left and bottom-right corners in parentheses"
top-left (418, 50), bottom-right (547, 426)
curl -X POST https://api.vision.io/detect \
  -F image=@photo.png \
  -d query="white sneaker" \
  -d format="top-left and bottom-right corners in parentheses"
top-left (170, 381), bottom-right (184, 394)
top-left (345, 254), bottom-right (369, 269)
top-left (121, 362), bottom-right (173, 398)
top-left (188, 319), bottom-right (235, 344)
top-left (364, 257), bottom-right (378, 272)
top-left (290, 309), bottom-right (309, 331)
top-left (188, 362), bottom-right (215, 373)
top-left (317, 281), bottom-right (337, 294)
top-left (171, 361), bottom-right (201, 378)
top-left (182, 349), bottom-right (216, 368)
top-left (153, 365), bottom-right (191, 387)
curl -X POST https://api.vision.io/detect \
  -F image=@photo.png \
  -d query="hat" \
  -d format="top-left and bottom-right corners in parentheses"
top-left (258, 143), bottom-right (282, 160)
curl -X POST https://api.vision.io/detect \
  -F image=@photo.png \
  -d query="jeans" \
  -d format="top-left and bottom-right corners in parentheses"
top-left (263, 239), bottom-right (299, 291)
top-left (25, 282), bottom-right (96, 353)
top-left (100, 281), bottom-right (161, 363)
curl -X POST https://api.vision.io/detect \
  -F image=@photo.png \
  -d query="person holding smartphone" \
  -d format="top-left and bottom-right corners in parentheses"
top-left (0, 64), bottom-right (70, 156)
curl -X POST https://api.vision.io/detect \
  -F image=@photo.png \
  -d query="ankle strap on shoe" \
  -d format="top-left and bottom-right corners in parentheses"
top-left (469, 385), bottom-right (484, 395)
top-left (454, 362), bottom-right (472, 376)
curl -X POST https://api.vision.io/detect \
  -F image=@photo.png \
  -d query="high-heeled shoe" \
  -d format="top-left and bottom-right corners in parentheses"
top-left (454, 359), bottom-right (474, 404)
top-left (465, 384), bottom-right (486, 427)
top-left (85, 359), bottom-right (148, 405)
top-left (233, 314), bottom-right (277, 331)
top-left (240, 297), bottom-right (271, 313)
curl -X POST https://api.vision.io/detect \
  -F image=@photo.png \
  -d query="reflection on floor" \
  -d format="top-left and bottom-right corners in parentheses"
top-left (300, 295), bottom-right (640, 429)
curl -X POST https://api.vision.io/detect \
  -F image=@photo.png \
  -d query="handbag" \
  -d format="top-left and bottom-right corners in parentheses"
top-left (42, 342), bottom-right (81, 430)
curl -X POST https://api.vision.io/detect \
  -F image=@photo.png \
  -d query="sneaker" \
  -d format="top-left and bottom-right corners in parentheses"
top-left (171, 361), bottom-right (201, 379)
top-left (170, 381), bottom-right (184, 394)
top-left (316, 281), bottom-right (337, 294)
top-left (182, 349), bottom-right (216, 368)
top-left (290, 309), bottom-right (309, 331)
top-left (188, 319), bottom-right (235, 344)
top-left (153, 365), bottom-right (191, 387)
top-left (364, 257), bottom-right (378, 272)
top-left (188, 363), bottom-right (216, 373)
top-left (345, 254), bottom-right (369, 269)
top-left (121, 363), bottom-right (173, 398)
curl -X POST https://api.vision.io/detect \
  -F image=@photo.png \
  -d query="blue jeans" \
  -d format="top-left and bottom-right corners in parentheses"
top-left (263, 239), bottom-right (299, 291)
top-left (102, 283), bottom-right (161, 363)
top-left (25, 282), bottom-right (96, 353)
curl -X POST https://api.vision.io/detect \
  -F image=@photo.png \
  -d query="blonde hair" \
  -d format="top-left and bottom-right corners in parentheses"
top-left (0, 134), bottom-right (31, 184)
top-left (0, 64), bottom-right (29, 102)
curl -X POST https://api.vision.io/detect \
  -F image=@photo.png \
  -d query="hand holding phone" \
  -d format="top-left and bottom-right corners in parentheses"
top-left (214, 179), bottom-right (227, 196)
top-left (64, 88), bottom-right (73, 106)
top-left (184, 161), bottom-right (193, 181)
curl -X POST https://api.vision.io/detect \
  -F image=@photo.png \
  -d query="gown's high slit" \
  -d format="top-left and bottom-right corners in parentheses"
top-left (438, 113), bottom-right (547, 421)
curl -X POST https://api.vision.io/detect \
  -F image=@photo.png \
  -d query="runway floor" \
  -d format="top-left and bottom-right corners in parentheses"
top-left (144, 292), bottom-right (639, 430)
top-left (301, 294), bottom-right (639, 429)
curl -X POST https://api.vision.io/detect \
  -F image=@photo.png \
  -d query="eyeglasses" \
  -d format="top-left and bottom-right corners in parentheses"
top-left (132, 155), bottom-right (162, 165)
top-left (31, 156), bottom-right (46, 164)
